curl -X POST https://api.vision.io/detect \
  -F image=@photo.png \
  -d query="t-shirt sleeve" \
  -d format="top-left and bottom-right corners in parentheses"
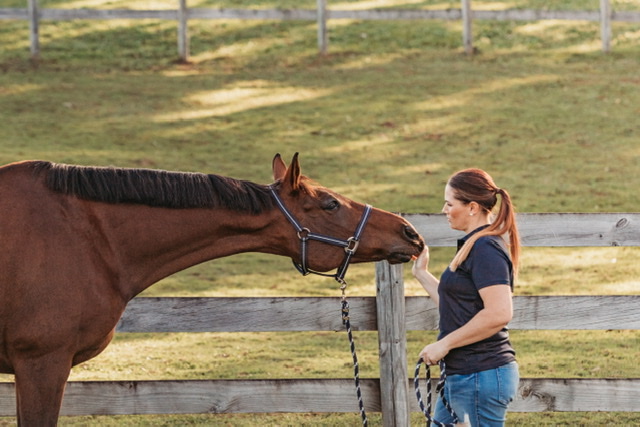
top-left (469, 237), bottom-right (512, 289)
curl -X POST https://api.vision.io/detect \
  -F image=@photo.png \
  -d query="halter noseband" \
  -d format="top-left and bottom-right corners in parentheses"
top-left (269, 185), bottom-right (372, 285)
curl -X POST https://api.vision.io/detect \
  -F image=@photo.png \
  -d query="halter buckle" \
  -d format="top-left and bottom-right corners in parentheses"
top-left (345, 237), bottom-right (360, 254)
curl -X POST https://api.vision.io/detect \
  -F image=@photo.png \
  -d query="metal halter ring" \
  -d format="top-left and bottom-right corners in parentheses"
top-left (297, 228), bottom-right (310, 241)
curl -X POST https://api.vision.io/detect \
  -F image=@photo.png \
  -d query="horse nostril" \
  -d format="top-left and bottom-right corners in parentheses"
top-left (404, 225), bottom-right (420, 242)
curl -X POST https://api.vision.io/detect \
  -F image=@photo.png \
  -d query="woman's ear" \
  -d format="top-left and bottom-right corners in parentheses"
top-left (468, 201), bottom-right (480, 216)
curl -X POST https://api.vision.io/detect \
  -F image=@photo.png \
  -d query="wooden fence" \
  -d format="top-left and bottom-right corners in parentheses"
top-left (0, 213), bottom-right (639, 425)
top-left (2, 0), bottom-right (640, 60)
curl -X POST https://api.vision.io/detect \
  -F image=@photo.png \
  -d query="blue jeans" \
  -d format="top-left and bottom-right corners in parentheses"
top-left (431, 362), bottom-right (519, 427)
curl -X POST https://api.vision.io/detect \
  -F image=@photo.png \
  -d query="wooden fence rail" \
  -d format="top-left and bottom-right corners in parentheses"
top-left (1, 378), bottom-right (638, 416)
top-left (0, 213), bottom-right (639, 424)
top-left (113, 295), bottom-right (640, 333)
top-left (2, 0), bottom-right (639, 59)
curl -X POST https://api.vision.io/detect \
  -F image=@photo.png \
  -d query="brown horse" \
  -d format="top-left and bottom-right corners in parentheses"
top-left (0, 153), bottom-right (423, 425)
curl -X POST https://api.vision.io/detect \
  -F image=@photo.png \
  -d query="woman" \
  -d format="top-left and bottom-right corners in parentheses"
top-left (412, 168), bottom-right (520, 427)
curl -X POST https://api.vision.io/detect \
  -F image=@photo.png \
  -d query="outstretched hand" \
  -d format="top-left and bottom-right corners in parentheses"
top-left (411, 246), bottom-right (430, 277)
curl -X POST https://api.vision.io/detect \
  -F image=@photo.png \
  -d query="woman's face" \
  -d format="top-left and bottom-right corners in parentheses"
top-left (442, 184), bottom-right (471, 232)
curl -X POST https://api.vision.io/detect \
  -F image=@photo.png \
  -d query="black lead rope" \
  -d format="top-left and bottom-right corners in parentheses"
top-left (414, 359), bottom-right (460, 427)
top-left (342, 296), bottom-right (368, 426)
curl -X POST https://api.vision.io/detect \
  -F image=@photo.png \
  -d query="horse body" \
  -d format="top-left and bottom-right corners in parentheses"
top-left (0, 154), bottom-right (423, 425)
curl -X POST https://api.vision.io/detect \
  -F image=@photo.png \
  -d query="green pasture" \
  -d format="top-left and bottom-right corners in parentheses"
top-left (1, 0), bottom-right (639, 424)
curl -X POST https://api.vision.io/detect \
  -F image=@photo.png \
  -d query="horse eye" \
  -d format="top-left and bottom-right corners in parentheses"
top-left (324, 199), bottom-right (340, 211)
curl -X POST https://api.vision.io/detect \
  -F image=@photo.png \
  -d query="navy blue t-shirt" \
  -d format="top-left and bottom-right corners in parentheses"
top-left (438, 226), bottom-right (516, 375)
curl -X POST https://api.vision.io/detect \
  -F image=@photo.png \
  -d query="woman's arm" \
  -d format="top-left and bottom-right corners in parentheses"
top-left (411, 246), bottom-right (440, 306)
top-left (419, 285), bottom-right (513, 364)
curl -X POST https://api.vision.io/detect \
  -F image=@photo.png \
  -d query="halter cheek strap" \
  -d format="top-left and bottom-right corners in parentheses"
top-left (269, 185), bottom-right (372, 285)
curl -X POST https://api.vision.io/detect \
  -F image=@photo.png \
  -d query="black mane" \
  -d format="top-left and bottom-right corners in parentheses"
top-left (33, 161), bottom-right (274, 214)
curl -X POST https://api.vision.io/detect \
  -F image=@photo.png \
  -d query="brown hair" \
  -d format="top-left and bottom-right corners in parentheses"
top-left (447, 168), bottom-right (520, 278)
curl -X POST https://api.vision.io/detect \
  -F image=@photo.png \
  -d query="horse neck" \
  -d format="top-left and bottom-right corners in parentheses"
top-left (92, 203), bottom-right (287, 300)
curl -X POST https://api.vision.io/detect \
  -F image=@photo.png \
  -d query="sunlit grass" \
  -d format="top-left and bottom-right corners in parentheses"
top-left (47, 412), bottom-right (640, 425)
top-left (518, 247), bottom-right (640, 295)
top-left (153, 82), bottom-right (334, 121)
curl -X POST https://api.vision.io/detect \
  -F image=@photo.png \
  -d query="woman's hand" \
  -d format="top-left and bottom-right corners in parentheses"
top-left (411, 246), bottom-right (430, 278)
top-left (411, 245), bottom-right (440, 304)
top-left (419, 340), bottom-right (450, 365)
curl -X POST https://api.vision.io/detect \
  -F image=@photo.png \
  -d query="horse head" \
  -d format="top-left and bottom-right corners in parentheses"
top-left (271, 153), bottom-right (424, 276)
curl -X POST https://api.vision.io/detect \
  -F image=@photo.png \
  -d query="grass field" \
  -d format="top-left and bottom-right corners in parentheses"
top-left (1, 0), bottom-right (640, 425)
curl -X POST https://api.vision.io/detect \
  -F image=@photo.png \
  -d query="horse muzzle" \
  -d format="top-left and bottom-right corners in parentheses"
top-left (387, 224), bottom-right (424, 264)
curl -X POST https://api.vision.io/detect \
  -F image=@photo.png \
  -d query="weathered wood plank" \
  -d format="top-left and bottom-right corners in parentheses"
top-left (1, 378), bottom-right (638, 416)
top-left (116, 296), bottom-right (377, 333)
top-left (3, 8), bottom-right (640, 22)
top-left (0, 8), bottom-right (28, 19)
top-left (188, 8), bottom-right (317, 20)
top-left (177, 0), bottom-right (188, 61)
top-left (406, 295), bottom-right (640, 330)
top-left (472, 9), bottom-right (601, 22)
top-left (326, 9), bottom-right (463, 20)
top-left (511, 378), bottom-right (640, 412)
top-left (614, 11), bottom-right (640, 22)
top-left (38, 9), bottom-right (178, 20)
top-left (376, 262), bottom-right (410, 426)
top-left (461, 0), bottom-right (473, 55)
top-left (404, 213), bottom-right (640, 247)
top-left (316, 0), bottom-right (327, 54)
top-left (472, 8), bottom-right (640, 23)
top-left (0, 379), bottom-right (381, 416)
top-left (416, 378), bottom-right (640, 412)
top-left (600, 0), bottom-right (612, 52)
top-left (511, 295), bottom-right (640, 330)
top-left (28, 0), bottom-right (39, 59)
top-left (117, 295), bottom-right (640, 333)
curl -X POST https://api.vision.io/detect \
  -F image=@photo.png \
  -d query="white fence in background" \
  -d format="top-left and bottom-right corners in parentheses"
top-left (1, 0), bottom-right (638, 60)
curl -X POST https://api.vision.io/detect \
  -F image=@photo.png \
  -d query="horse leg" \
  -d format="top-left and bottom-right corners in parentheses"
top-left (13, 352), bottom-right (73, 427)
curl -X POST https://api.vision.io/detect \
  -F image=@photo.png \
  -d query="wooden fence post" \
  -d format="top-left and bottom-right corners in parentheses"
top-left (461, 0), bottom-right (473, 55)
top-left (27, 0), bottom-right (39, 60)
top-left (178, 0), bottom-right (189, 62)
top-left (376, 261), bottom-right (409, 427)
top-left (317, 0), bottom-right (328, 54)
top-left (600, 0), bottom-right (611, 53)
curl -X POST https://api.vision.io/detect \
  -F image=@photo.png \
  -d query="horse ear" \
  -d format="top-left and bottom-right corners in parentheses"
top-left (272, 153), bottom-right (287, 181)
top-left (284, 152), bottom-right (301, 191)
